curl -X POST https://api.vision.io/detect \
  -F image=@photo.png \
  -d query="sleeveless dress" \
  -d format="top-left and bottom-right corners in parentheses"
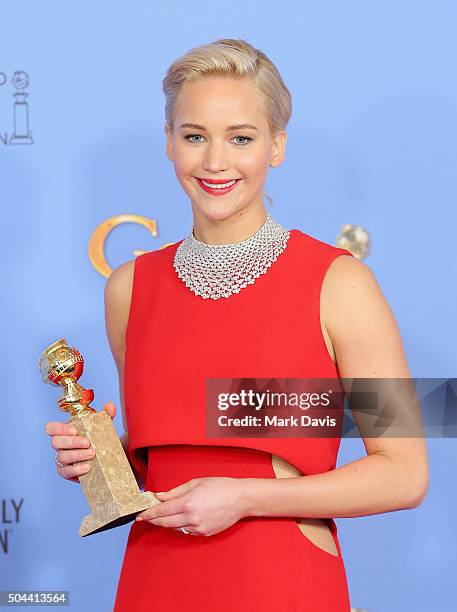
top-left (114, 227), bottom-right (354, 612)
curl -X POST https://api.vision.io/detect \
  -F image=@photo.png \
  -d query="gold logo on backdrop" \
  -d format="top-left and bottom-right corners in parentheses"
top-left (89, 214), bottom-right (175, 277)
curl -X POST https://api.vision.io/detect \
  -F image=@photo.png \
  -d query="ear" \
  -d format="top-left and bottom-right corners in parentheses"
top-left (165, 123), bottom-right (174, 161)
top-left (270, 130), bottom-right (287, 168)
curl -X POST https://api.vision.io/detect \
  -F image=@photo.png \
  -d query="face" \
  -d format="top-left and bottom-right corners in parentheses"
top-left (165, 75), bottom-right (286, 224)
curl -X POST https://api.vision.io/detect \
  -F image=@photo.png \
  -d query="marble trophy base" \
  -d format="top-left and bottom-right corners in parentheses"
top-left (69, 410), bottom-right (159, 537)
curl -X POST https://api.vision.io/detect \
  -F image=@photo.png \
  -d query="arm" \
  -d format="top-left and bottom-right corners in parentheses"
top-left (104, 260), bottom-right (145, 490)
top-left (239, 255), bottom-right (429, 519)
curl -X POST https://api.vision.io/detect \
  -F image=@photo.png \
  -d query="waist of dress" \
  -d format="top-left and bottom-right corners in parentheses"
top-left (145, 443), bottom-right (279, 491)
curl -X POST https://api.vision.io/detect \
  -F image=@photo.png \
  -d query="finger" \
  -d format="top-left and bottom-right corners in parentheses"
top-left (56, 461), bottom-right (92, 481)
top-left (156, 479), bottom-right (200, 501)
top-left (137, 496), bottom-right (188, 520)
top-left (45, 422), bottom-right (79, 436)
top-left (51, 434), bottom-right (92, 450)
top-left (56, 447), bottom-right (96, 466)
top-left (103, 402), bottom-right (116, 419)
top-left (139, 513), bottom-right (194, 529)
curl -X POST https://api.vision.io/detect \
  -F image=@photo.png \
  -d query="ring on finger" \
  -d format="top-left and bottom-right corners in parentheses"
top-left (55, 450), bottom-right (65, 468)
top-left (178, 526), bottom-right (192, 535)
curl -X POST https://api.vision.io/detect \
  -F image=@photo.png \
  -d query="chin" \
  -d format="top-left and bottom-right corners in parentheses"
top-left (193, 202), bottom-right (243, 222)
top-left (201, 209), bottom-right (239, 223)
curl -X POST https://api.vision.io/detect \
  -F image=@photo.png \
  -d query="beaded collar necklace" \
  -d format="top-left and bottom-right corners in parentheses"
top-left (173, 212), bottom-right (291, 300)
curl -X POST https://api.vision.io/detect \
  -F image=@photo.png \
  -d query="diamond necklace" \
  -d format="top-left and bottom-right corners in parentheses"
top-left (173, 212), bottom-right (291, 300)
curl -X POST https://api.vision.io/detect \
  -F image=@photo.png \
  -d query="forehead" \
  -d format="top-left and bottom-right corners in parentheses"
top-left (175, 76), bottom-right (267, 125)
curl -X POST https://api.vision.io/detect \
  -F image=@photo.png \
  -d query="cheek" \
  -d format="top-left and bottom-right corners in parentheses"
top-left (239, 157), bottom-right (269, 184)
top-left (237, 147), bottom-right (271, 177)
top-left (173, 158), bottom-right (189, 178)
top-left (173, 143), bottom-right (199, 175)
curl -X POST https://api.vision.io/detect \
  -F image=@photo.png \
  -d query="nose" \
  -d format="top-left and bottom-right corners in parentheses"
top-left (202, 140), bottom-right (230, 173)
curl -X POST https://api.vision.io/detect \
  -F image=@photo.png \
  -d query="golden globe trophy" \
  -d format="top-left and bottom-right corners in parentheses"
top-left (39, 338), bottom-right (159, 537)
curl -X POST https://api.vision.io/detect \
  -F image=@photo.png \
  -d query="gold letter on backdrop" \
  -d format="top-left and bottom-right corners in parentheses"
top-left (88, 214), bottom-right (175, 277)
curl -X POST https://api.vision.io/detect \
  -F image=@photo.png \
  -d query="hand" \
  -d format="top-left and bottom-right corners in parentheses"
top-left (136, 477), bottom-right (248, 537)
top-left (44, 402), bottom-right (117, 483)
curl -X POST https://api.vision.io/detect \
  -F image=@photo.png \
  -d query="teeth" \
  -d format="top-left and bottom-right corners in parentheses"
top-left (201, 179), bottom-right (237, 189)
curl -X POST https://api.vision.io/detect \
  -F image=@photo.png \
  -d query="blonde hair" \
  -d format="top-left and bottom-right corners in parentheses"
top-left (162, 38), bottom-right (292, 138)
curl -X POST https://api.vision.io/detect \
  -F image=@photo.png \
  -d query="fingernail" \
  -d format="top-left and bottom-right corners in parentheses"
top-left (156, 492), bottom-right (165, 495)
top-left (136, 517), bottom-right (143, 521)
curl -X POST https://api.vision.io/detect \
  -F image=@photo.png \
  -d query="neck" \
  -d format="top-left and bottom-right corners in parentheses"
top-left (191, 205), bottom-right (269, 245)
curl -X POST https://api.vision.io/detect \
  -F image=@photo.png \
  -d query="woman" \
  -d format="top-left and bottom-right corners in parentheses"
top-left (45, 38), bottom-right (429, 611)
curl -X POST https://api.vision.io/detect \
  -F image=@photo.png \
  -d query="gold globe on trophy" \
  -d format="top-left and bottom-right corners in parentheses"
top-left (39, 338), bottom-right (159, 537)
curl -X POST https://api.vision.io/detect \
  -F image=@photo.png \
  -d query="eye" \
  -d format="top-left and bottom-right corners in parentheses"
top-left (232, 136), bottom-right (253, 145)
top-left (184, 134), bottom-right (253, 145)
top-left (184, 134), bottom-right (205, 144)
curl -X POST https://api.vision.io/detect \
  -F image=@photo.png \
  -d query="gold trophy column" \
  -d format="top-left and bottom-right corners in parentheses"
top-left (39, 338), bottom-right (160, 537)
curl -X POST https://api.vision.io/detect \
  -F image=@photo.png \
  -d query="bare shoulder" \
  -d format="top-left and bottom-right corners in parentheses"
top-left (321, 255), bottom-right (380, 331)
top-left (104, 260), bottom-right (136, 368)
top-left (104, 259), bottom-right (135, 307)
top-left (321, 254), bottom-right (377, 303)
top-left (320, 254), bottom-right (410, 378)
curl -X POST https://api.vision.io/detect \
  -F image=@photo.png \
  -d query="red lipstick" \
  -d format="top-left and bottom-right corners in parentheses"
top-left (195, 177), bottom-right (241, 196)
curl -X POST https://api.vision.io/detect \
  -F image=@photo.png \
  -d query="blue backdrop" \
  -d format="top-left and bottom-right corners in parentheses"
top-left (1, 1), bottom-right (456, 610)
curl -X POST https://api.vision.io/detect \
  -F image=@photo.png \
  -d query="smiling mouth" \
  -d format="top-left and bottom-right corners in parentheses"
top-left (195, 177), bottom-right (241, 195)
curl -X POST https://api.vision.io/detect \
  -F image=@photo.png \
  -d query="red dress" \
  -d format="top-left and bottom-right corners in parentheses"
top-left (114, 228), bottom-right (354, 611)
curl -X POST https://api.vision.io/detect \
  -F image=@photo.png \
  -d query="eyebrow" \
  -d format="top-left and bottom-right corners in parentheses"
top-left (179, 122), bottom-right (259, 132)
